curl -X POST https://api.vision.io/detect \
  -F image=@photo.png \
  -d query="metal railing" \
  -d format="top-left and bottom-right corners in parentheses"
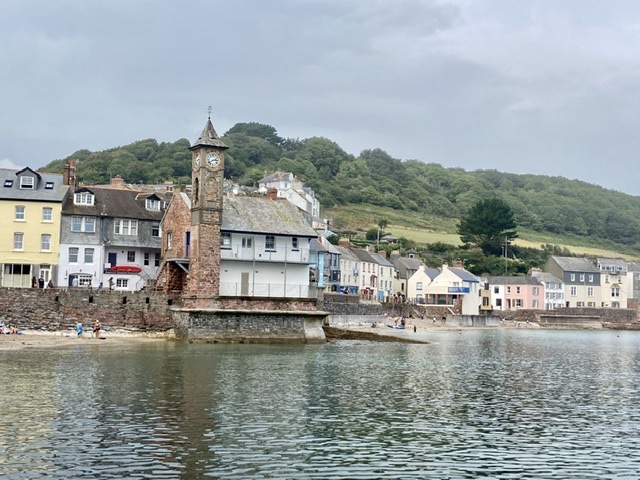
top-left (219, 282), bottom-right (319, 299)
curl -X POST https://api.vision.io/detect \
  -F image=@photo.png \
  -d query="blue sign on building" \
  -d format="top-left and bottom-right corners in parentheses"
top-left (448, 287), bottom-right (470, 293)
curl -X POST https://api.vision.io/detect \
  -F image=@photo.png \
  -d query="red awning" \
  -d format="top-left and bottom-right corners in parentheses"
top-left (109, 265), bottom-right (142, 273)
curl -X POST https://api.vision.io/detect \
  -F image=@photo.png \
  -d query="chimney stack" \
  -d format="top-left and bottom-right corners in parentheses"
top-left (63, 159), bottom-right (77, 187)
top-left (111, 176), bottom-right (125, 188)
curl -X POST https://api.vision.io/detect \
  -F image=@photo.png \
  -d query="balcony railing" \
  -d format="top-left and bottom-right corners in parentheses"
top-left (220, 248), bottom-right (309, 263)
top-left (219, 282), bottom-right (319, 299)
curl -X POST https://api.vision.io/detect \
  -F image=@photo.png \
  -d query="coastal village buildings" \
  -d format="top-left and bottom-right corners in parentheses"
top-left (335, 244), bottom-right (361, 294)
top-left (156, 118), bottom-right (318, 300)
top-left (407, 263), bottom-right (481, 315)
top-left (595, 257), bottom-right (629, 308)
top-left (0, 167), bottom-right (69, 287)
top-left (487, 276), bottom-right (544, 311)
top-left (530, 269), bottom-right (565, 310)
top-left (371, 252), bottom-right (395, 301)
top-left (544, 256), bottom-right (602, 307)
top-left (258, 172), bottom-right (322, 227)
top-left (57, 179), bottom-right (165, 291)
top-left (390, 251), bottom-right (422, 299)
top-left (406, 265), bottom-right (440, 304)
top-left (309, 236), bottom-right (341, 292)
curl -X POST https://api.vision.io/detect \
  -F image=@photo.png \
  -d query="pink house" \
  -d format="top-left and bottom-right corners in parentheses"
top-left (487, 276), bottom-right (545, 311)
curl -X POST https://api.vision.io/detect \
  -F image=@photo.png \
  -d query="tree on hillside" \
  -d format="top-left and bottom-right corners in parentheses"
top-left (457, 198), bottom-right (518, 256)
top-left (224, 122), bottom-right (284, 147)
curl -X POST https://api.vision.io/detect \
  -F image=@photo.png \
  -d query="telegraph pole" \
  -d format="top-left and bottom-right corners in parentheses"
top-left (504, 236), bottom-right (509, 275)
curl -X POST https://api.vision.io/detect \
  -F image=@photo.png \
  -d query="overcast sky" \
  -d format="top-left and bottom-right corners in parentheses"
top-left (2, 0), bottom-right (640, 194)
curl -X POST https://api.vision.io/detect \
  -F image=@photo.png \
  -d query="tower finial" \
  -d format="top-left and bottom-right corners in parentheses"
top-left (207, 105), bottom-right (213, 120)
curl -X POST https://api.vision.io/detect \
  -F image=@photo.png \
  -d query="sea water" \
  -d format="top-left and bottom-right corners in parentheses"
top-left (1, 329), bottom-right (639, 479)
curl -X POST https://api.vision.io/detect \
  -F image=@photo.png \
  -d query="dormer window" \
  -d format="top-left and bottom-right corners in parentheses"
top-left (146, 198), bottom-right (161, 211)
top-left (20, 176), bottom-right (34, 189)
top-left (4, 180), bottom-right (13, 187)
top-left (74, 191), bottom-right (94, 206)
top-left (45, 182), bottom-right (54, 189)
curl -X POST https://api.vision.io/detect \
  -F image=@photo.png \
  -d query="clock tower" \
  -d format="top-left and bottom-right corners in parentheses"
top-left (185, 111), bottom-right (228, 301)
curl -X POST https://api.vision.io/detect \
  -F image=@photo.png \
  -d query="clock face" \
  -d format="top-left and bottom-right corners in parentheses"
top-left (207, 153), bottom-right (220, 167)
top-left (194, 155), bottom-right (201, 166)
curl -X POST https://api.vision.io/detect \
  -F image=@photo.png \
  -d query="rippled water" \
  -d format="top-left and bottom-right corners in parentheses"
top-left (1, 329), bottom-right (639, 479)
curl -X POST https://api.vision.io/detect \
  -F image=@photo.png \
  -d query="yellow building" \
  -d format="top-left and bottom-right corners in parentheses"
top-left (0, 168), bottom-right (69, 287)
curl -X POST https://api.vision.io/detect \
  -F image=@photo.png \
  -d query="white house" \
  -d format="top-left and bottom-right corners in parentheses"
top-left (408, 263), bottom-right (481, 315)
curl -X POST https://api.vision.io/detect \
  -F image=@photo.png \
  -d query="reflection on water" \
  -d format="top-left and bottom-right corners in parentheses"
top-left (1, 329), bottom-right (639, 479)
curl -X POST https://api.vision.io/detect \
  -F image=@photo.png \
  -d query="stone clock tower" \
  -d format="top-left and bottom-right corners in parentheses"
top-left (185, 112), bottom-right (228, 301)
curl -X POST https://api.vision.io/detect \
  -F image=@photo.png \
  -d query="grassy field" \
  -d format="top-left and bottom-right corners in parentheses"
top-left (326, 205), bottom-right (640, 261)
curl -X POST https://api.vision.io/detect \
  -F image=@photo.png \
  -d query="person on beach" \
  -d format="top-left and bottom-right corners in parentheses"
top-left (47, 279), bottom-right (54, 289)
top-left (76, 322), bottom-right (84, 337)
top-left (38, 276), bottom-right (45, 288)
top-left (93, 320), bottom-right (101, 339)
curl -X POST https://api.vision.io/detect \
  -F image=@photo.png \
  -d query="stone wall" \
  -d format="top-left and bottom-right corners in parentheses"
top-left (502, 307), bottom-right (637, 325)
top-left (0, 287), bottom-right (177, 332)
top-left (172, 309), bottom-right (326, 344)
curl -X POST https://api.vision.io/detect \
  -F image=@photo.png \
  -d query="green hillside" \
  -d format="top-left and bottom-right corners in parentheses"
top-left (40, 121), bottom-right (640, 260)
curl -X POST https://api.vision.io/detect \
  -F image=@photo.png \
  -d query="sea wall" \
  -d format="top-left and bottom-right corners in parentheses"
top-left (172, 308), bottom-right (327, 344)
top-left (0, 287), bottom-right (177, 331)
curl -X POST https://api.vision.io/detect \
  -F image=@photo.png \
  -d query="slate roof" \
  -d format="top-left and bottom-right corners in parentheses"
top-left (550, 256), bottom-right (599, 272)
top-left (596, 257), bottom-right (628, 271)
top-left (449, 267), bottom-right (480, 283)
top-left (334, 246), bottom-right (360, 262)
top-left (349, 248), bottom-right (378, 263)
top-left (421, 267), bottom-right (441, 281)
top-left (370, 253), bottom-right (394, 268)
top-left (0, 168), bottom-right (68, 202)
top-left (221, 196), bottom-right (317, 237)
top-left (530, 271), bottom-right (563, 285)
top-left (391, 256), bottom-right (423, 278)
top-left (192, 119), bottom-right (227, 149)
top-left (488, 276), bottom-right (542, 286)
top-left (61, 187), bottom-right (164, 221)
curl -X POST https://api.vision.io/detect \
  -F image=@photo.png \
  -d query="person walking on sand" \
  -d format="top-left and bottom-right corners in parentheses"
top-left (76, 322), bottom-right (84, 337)
top-left (93, 320), bottom-right (102, 339)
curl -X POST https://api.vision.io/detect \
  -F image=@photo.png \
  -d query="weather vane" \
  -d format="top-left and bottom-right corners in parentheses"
top-left (207, 105), bottom-right (213, 119)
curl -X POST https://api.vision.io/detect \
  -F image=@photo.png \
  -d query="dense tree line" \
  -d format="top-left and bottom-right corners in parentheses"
top-left (41, 121), bottom-right (640, 253)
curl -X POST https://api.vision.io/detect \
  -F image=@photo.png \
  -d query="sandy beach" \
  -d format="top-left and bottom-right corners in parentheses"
top-left (0, 329), bottom-right (173, 351)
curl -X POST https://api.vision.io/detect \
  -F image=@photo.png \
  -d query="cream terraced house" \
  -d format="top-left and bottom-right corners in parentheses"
top-left (0, 167), bottom-right (69, 287)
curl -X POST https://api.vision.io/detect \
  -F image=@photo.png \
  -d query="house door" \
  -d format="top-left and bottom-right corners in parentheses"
top-left (108, 252), bottom-right (117, 268)
top-left (240, 272), bottom-right (250, 296)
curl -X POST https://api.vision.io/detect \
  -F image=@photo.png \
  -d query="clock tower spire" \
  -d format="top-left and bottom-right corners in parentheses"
top-left (185, 109), bottom-right (228, 302)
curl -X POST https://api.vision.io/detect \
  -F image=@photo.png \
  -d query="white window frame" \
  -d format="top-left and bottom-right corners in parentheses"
top-left (71, 216), bottom-right (95, 233)
top-left (41, 234), bottom-right (51, 251)
top-left (74, 192), bottom-right (94, 206)
top-left (146, 198), bottom-right (161, 211)
top-left (69, 247), bottom-right (79, 263)
top-left (114, 219), bottom-right (138, 236)
top-left (20, 176), bottom-right (34, 189)
top-left (13, 232), bottom-right (24, 250)
top-left (291, 237), bottom-right (299, 250)
top-left (116, 278), bottom-right (128, 289)
top-left (78, 274), bottom-right (93, 287)
top-left (152, 224), bottom-right (160, 237)
top-left (15, 205), bottom-right (25, 221)
top-left (42, 207), bottom-right (53, 222)
top-left (127, 251), bottom-right (136, 262)
top-left (84, 248), bottom-right (94, 264)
